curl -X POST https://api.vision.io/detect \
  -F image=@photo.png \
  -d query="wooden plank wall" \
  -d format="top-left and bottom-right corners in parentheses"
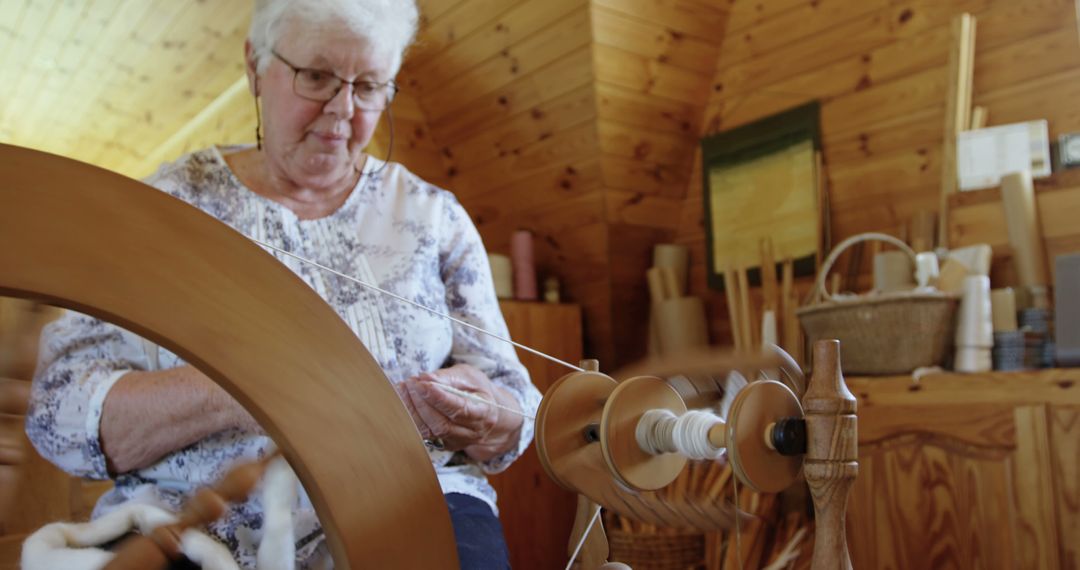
top-left (401, 0), bottom-right (618, 362)
top-left (403, 0), bottom-right (732, 366)
top-left (676, 0), bottom-right (1080, 346)
top-left (592, 0), bottom-right (727, 363)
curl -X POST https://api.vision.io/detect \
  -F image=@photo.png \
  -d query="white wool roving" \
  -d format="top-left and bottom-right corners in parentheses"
top-left (21, 503), bottom-right (177, 570)
top-left (21, 503), bottom-right (244, 570)
top-left (257, 455), bottom-right (298, 570)
top-left (22, 457), bottom-right (301, 570)
top-left (181, 529), bottom-right (242, 570)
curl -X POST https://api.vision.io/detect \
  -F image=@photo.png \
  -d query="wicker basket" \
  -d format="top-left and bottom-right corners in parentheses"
top-left (797, 233), bottom-right (959, 375)
top-left (608, 527), bottom-right (706, 570)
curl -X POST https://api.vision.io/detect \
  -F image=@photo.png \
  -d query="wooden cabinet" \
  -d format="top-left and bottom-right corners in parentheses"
top-left (492, 300), bottom-right (583, 570)
top-left (846, 370), bottom-right (1079, 569)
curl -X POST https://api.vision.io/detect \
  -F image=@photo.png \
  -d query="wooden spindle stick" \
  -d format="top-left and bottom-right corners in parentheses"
top-left (760, 238), bottom-right (779, 313)
top-left (723, 266), bottom-right (743, 352)
top-left (736, 264), bottom-right (754, 349)
top-left (803, 340), bottom-right (857, 570)
top-left (103, 449), bottom-right (283, 570)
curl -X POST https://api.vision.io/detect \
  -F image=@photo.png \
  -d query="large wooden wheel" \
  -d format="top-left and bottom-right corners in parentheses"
top-left (0, 144), bottom-right (458, 569)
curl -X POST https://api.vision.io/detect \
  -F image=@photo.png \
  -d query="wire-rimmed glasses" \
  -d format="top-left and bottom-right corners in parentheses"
top-left (272, 50), bottom-right (397, 111)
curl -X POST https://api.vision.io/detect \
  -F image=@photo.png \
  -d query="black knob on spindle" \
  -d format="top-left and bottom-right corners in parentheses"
top-left (772, 417), bottom-right (807, 456)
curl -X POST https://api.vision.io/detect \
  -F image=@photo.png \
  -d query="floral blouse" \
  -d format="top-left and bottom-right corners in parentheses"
top-left (26, 146), bottom-right (542, 568)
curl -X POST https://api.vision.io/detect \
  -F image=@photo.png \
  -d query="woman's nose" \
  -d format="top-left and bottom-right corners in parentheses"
top-left (323, 83), bottom-right (355, 119)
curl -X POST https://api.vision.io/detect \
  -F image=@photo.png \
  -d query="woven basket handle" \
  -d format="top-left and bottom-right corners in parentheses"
top-left (814, 232), bottom-right (917, 303)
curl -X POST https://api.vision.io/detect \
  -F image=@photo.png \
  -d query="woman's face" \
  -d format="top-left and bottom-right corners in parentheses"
top-left (253, 19), bottom-right (392, 190)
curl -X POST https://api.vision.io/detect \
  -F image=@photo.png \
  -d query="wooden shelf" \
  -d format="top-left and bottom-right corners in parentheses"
top-left (847, 368), bottom-right (1080, 407)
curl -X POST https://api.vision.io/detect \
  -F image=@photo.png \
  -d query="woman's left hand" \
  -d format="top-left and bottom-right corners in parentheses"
top-left (395, 364), bottom-right (524, 462)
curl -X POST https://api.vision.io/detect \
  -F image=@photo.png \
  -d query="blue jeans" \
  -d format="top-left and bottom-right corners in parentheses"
top-left (446, 492), bottom-right (511, 569)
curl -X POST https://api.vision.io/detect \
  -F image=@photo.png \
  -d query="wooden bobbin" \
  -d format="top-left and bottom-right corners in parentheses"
top-left (599, 375), bottom-right (687, 491)
top-left (726, 380), bottom-right (803, 493)
top-left (536, 370), bottom-right (743, 531)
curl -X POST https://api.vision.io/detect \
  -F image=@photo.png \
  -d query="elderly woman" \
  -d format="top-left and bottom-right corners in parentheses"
top-left (26, 0), bottom-right (540, 568)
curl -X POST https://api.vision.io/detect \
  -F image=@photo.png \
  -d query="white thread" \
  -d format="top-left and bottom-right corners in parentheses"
top-left (429, 383), bottom-right (536, 421)
top-left (635, 409), bottom-right (725, 460)
top-left (249, 238), bottom-right (585, 374)
top-left (564, 505), bottom-right (603, 570)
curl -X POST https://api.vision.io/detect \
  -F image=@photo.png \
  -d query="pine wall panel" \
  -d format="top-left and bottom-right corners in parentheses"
top-left (590, 0), bottom-right (726, 363)
top-left (676, 0), bottom-right (1080, 347)
top-left (401, 1), bottom-right (617, 362)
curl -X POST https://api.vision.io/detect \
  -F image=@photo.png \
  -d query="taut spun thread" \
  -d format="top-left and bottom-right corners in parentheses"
top-left (430, 383), bottom-right (536, 421)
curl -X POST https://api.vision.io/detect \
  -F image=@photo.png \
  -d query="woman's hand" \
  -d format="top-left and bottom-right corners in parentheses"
top-left (396, 364), bottom-right (524, 462)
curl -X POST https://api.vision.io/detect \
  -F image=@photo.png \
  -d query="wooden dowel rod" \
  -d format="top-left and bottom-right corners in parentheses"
top-left (780, 258), bottom-right (795, 353)
top-left (760, 238), bottom-right (778, 312)
top-left (737, 264), bottom-right (754, 350)
top-left (724, 267), bottom-right (743, 351)
top-left (1001, 171), bottom-right (1049, 287)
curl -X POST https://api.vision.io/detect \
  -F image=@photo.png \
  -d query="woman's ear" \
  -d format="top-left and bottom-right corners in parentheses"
top-left (244, 40), bottom-right (260, 97)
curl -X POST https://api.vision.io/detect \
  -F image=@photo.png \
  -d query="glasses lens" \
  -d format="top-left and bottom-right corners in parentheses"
top-left (294, 69), bottom-right (340, 100)
top-left (353, 82), bottom-right (394, 111)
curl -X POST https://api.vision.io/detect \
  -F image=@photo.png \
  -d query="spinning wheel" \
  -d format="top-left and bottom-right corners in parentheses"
top-left (0, 144), bottom-right (458, 569)
top-left (0, 144), bottom-right (857, 569)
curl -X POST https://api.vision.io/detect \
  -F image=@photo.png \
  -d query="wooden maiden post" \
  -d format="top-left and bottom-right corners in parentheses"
top-left (803, 340), bottom-right (857, 570)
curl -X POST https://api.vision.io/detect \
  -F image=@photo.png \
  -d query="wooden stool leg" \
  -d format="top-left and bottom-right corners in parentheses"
top-left (803, 340), bottom-right (857, 570)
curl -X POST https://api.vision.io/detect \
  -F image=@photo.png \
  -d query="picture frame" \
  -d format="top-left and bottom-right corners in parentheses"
top-left (701, 102), bottom-right (825, 290)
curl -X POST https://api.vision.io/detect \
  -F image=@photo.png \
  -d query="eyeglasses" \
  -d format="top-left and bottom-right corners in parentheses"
top-left (271, 50), bottom-right (398, 111)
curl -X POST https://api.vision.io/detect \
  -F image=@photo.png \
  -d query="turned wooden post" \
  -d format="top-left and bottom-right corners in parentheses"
top-left (803, 340), bottom-right (857, 570)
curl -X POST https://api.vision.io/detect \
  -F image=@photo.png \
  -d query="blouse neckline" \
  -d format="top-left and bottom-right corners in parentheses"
top-left (208, 144), bottom-right (385, 225)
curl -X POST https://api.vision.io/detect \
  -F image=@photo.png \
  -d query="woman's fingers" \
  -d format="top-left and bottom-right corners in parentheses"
top-left (404, 378), bottom-right (497, 449)
top-left (393, 365), bottom-right (503, 451)
top-left (406, 381), bottom-right (460, 441)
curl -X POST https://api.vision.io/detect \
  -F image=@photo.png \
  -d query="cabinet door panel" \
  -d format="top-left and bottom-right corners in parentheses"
top-left (850, 403), bottom-right (1061, 569)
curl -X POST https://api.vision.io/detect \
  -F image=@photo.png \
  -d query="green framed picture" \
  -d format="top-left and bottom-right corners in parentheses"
top-left (701, 102), bottom-right (825, 290)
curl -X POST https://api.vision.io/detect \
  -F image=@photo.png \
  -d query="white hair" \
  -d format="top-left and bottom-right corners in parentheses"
top-left (248, 0), bottom-right (418, 76)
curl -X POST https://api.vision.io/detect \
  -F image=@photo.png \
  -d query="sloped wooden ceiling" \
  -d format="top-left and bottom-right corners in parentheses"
top-left (0, 0), bottom-right (252, 177)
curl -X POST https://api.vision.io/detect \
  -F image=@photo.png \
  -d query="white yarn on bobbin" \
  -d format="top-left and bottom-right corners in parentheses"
top-left (636, 409), bottom-right (725, 460)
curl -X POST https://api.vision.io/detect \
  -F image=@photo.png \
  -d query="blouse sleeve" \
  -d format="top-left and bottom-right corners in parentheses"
top-left (25, 312), bottom-right (151, 479)
top-left (438, 193), bottom-right (542, 474)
